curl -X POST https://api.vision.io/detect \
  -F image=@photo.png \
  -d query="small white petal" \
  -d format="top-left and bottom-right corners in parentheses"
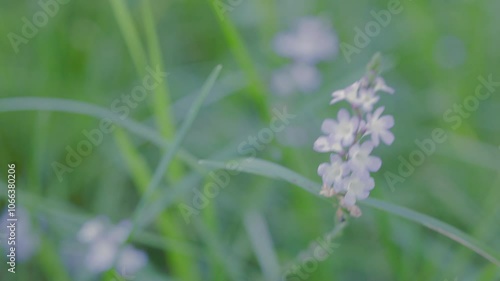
top-left (313, 136), bottom-right (342, 153)
top-left (321, 119), bottom-right (336, 134)
top-left (342, 192), bottom-right (356, 207)
top-left (374, 77), bottom-right (394, 94)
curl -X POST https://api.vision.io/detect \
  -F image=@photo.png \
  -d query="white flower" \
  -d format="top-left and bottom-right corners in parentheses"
top-left (353, 88), bottom-right (380, 112)
top-left (373, 77), bottom-right (394, 94)
top-left (330, 80), bottom-right (379, 111)
top-left (347, 141), bottom-right (382, 173)
top-left (271, 63), bottom-right (322, 96)
top-left (78, 217), bottom-right (147, 275)
top-left (273, 17), bottom-right (338, 64)
top-left (289, 63), bottom-right (321, 93)
top-left (0, 207), bottom-right (39, 262)
top-left (85, 237), bottom-right (119, 273)
top-left (317, 154), bottom-right (349, 191)
top-left (366, 107), bottom-right (395, 146)
top-left (321, 109), bottom-right (359, 146)
top-left (341, 173), bottom-right (375, 207)
top-left (330, 81), bottom-right (359, 105)
top-left (320, 184), bottom-right (336, 197)
top-left (77, 216), bottom-right (108, 243)
top-left (270, 67), bottom-right (296, 96)
top-left (108, 220), bottom-right (132, 244)
top-left (330, 76), bottom-right (393, 110)
top-left (313, 135), bottom-right (343, 153)
top-left (117, 246), bottom-right (148, 276)
top-left (314, 56), bottom-right (396, 215)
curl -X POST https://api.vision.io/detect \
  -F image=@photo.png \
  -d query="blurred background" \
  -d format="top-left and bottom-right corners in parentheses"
top-left (1, 0), bottom-right (499, 280)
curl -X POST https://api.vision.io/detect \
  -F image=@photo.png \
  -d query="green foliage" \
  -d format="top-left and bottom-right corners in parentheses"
top-left (1, 0), bottom-right (500, 280)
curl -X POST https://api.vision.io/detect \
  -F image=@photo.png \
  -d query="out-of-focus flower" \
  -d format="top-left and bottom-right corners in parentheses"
top-left (77, 217), bottom-right (147, 275)
top-left (86, 237), bottom-right (120, 273)
top-left (273, 17), bottom-right (338, 64)
top-left (77, 216), bottom-right (108, 243)
top-left (117, 245), bottom-right (149, 277)
top-left (313, 55), bottom-right (395, 214)
top-left (270, 67), bottom-right (296, 96)
top-left (0, 207), bottom-right (39, 262)
top-left (289, 63), bottom-right (322, 93)
top-left (271, 16), bottom-right (338, 97)
top-left (271, 63), bottom-right (322, 96)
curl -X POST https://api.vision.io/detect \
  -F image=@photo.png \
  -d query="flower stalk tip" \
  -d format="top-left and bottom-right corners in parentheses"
top-left (314, 56), bottom-right (395, 216)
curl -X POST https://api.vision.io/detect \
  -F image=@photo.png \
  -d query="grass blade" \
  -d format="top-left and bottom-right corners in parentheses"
top-left (199, 158), bottom-right (322, 195)
top-left (132, 65), bottom-right (223, 227)
top-left (111, 0), bottom-right (183, 181)
top-left (128, 65), bottom-right (221, 280)
top-left (141, 0), bottom-right (177, 142)
top-left (362, 198), bottom-right (500, 268)
top-left (0, 97), bottom-right (199, 166)
top-left (208, 1), bottom-right (270, 120)
top-left (113, 128), bottom-right (152, 192)
top-left (199, 157), bottom-right (500, 267)
top-left (0, 97), bottom-right (159, 145)
top-left (244, 211), bottom-right (281, 281)
top-left (109, 0), bottom-right (148, 72)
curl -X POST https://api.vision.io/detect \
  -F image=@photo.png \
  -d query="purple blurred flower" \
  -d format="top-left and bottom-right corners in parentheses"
top-left (273, 17), bottom-right (338, 64)
top-left (117, 245), bottom-right (148, 277)
top-left (271, 16), bottom-right (339, 97)
top-left (271, 63), bottom-right (321, 96)
top-left (77, 217), bottom-right (148, 275)
top-left (0, 207), bottom-right (39, 262)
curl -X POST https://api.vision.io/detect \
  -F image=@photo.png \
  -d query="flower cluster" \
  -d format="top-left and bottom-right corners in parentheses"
top-left (77, 217), bottom-right (148, 276)
top-left (271, 17), bottom-right (338, 96)
top-left (313, 62), bottom-right (395, 216)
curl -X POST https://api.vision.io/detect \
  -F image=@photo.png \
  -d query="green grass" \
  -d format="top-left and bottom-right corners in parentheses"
top-left (1, 0), bottom-right (500, 280)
